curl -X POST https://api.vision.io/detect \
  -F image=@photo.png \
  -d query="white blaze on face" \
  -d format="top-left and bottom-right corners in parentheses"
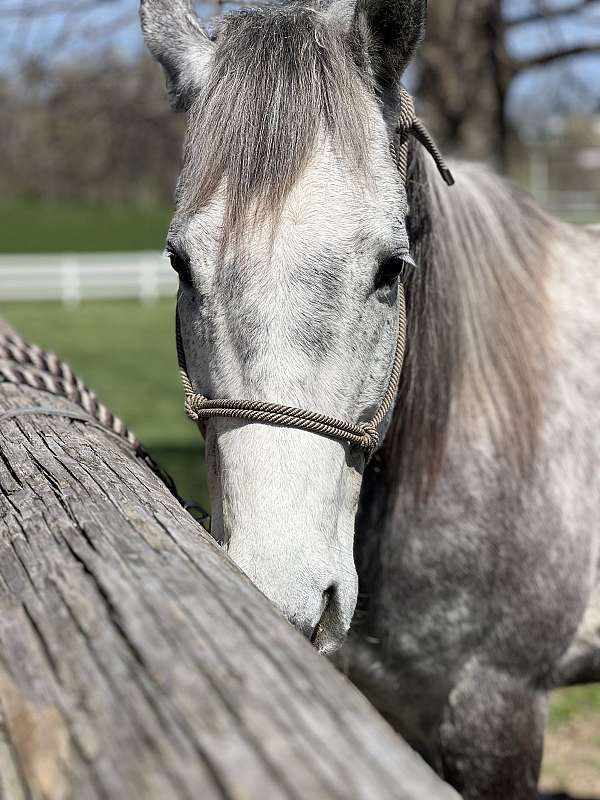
top-left (211, 424), bottom-right (362, 650)
top-left (176, 130), bottom-right (408, 652)
top-left (142, 0), bottom-right (428, 655)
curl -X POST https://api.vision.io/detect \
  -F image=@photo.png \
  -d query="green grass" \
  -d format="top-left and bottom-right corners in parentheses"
top-left (0, 200), bottom-right (594, 257)
top-left (0, 202), bottom-right (172, 253)
top-left (0, 299), bottom-right (208, 506)
top-left (559, 211), bottom-right (599, 225)
top-left (548, 684), bottom-right (600, 729)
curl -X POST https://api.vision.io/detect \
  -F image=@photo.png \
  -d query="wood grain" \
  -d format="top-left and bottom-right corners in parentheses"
top-left (0, 361), bottom-right (458, 799)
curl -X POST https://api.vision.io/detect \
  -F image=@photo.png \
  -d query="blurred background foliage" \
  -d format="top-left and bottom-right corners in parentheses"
top-left (1, 2), bottom-right (599, 794)
top-left (1, 0), bottom-right (600, 209)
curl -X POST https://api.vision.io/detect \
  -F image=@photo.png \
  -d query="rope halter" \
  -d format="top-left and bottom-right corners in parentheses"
top-left (177, 88), bottom-right (453, 458)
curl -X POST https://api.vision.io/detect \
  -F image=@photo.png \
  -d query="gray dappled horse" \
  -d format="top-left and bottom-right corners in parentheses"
top-left (141, 0), bottom-right (600, 797)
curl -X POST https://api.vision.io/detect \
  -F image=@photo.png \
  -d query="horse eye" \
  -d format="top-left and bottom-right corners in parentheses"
top-left (375, 253), bottom-right (416, 290)
top-left (168, 251), bottom-right (192, 285)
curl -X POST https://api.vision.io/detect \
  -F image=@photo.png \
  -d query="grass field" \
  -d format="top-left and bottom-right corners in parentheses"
top-left (0, 299), bottom-right (208, 507)
top-left (0, 202), bottom-right (172, 253)
top-left (1, 199), bottom-right (595, 256)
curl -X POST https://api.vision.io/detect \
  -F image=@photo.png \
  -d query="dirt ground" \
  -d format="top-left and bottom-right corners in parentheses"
top-left (540, 689), bottom-right (600, 796)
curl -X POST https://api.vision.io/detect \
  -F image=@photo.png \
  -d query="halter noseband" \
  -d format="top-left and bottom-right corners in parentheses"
top-left (176, 88), bottom-right (453, 458)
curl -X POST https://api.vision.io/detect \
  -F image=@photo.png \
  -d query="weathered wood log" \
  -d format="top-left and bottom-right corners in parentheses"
top-left (0, 331), bottom-right (458, 800)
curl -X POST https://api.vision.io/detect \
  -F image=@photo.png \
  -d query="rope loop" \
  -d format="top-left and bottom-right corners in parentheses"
top-left (359, 423), bottom-right (380, 453)
top-left (397, 86), bottom-right (416, 133)
top-left (185, 393), bottom-right (202, 421)
top-left (0, 328), bottom-right (211, 530)
top-left (394, 85), bottom-right (455, 187)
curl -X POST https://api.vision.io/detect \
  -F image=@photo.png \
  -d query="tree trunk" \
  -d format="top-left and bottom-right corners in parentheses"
top-left (416, 0), bottom-right (511, 166)
top-left (0, 332), bottom-right (458, 800)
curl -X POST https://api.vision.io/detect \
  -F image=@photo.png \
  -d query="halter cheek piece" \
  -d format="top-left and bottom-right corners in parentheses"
top-left (177, 88), bottom-right (454, 458)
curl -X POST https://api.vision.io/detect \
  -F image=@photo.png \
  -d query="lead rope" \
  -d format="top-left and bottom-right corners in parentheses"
top-left (0, 332), bottom-right (137, 446)
top-left (394, 86), bottom-right (455, 187)
top-left (0, 330), bottom-right (212, 531)
top-left (177, 88), bottom-right (453, 458)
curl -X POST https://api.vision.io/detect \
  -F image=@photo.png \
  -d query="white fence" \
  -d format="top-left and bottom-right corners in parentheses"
top-left (0, 252), bottom-right (177, 304)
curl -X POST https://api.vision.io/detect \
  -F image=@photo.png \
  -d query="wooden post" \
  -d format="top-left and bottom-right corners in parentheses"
top-left (60, 258), bottom-right (80, 306)
top-left (0, 331), bottom-right (458, 800)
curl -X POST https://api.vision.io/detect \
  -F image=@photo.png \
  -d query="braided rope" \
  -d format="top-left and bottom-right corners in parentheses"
top-left (371, 285), bottom-right (407, 431)
top-left (0, 337), bottom-right (136, 446)
top-left (0, 337), bottom-right (89, 394)
top-left (178, 286), bottom-right (407, 457)
top-left (395, 86), bottom-right (455, 187)
top-left (0, 329), bottom-right (208, 526)
top-left (395, 87), bottom-right (416, 185)
top-left (411, 119), bottom-right (456, 187)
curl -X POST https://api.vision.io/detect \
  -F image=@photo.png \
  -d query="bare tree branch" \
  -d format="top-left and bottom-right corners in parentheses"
top-left (514, 42), bottom-right (600, 72)
top-left (506, 0), bottom-right (600, 28)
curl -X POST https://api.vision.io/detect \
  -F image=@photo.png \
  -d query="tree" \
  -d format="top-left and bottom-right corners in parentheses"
top-left (2, 0), bottom-right (600, 194)
top-left (0, 55), bottom-right (185, 205)
top-left (415, 0), bottom-right (600, 165)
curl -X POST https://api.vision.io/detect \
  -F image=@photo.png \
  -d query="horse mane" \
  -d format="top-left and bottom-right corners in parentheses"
top-left (179, 4), bottom-right (370, 240)
top-left (383, 144), bottom-right (555, 502)
top-left (179, 1), bottom-right (554, 502)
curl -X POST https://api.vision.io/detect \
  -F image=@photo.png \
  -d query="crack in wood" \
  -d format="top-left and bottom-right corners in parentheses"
top-left (21, 602), bottom-right (63, 681)
top-left (0, 372), bottom-right (459, 800)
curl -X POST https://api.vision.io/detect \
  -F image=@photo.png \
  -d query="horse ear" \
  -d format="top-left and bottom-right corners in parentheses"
top-left (140, 0), bottom-right (214, 112)
top-left (330, 0), bottom-right (426, 101)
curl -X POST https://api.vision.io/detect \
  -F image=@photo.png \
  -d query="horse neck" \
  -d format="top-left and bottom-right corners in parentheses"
top-left (382, 145), bottom-right (555, 503)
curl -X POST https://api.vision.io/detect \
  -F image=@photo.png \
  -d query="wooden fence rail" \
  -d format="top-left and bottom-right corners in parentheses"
top-left (0, 252), bottom-right (176, 304)
top-left (0, 322), bottom-right (458, 800)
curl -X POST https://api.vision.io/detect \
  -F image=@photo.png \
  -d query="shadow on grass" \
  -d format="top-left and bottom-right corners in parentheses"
top-left (147, 443), bottom-right (210, 510)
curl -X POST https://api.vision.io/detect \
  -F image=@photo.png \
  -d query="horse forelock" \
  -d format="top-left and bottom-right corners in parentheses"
top-left (176, 2), bottom-right (554, 504)
top-left (178, 4), bottom-right (372, 242)
top-left (384, 145), bottom-right (555, 502)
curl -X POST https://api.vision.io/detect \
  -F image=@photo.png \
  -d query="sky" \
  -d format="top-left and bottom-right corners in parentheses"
top-left (1, 0), bottom-right (599, 125)
top-left (505, 0), bottom-right (600, 127)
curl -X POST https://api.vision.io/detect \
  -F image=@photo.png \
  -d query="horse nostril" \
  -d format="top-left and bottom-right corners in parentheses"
top-left (311, 585), bottom-right (336, 645)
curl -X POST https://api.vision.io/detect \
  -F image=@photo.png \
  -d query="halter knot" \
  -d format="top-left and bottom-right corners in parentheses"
top-left (359, 423), bottom-right (380, 453)
top-left (185, 393), bottom-right (202, 421)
